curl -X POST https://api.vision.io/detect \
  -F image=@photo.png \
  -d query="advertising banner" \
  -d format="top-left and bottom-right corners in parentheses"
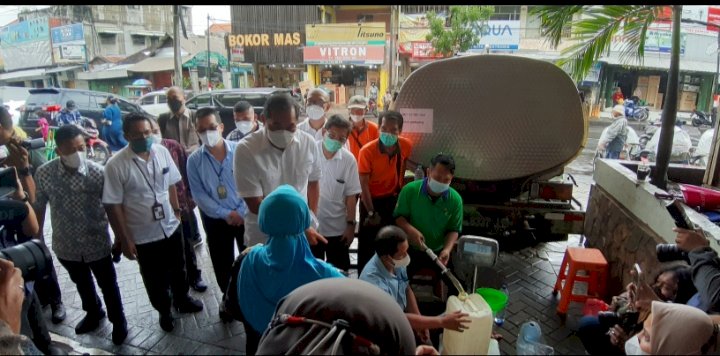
top-left (231, 47), bottom-right (245, 62)
top-left (469, 20), bottom-right (521, 52)
top-left (0, 17), bottom-right (52, 71)
top-left (411, 42), bottom-right (443, 59)
top-left (51, 23), bottom-right (86, 64)
top-left (305, 22), bottom-right (386, 46)
top-left (303, 45), bottom-right (384, 64)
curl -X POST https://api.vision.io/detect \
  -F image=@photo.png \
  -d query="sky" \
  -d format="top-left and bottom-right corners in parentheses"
top-left (0, 6), bottom-right (230, 35)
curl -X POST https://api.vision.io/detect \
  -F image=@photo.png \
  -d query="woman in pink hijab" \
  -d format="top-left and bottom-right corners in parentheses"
top-left (633, 301), bottom-right (719, 355)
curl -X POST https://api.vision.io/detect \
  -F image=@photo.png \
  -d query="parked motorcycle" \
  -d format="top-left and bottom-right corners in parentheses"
top-left (691, 109), bottom-right (715, 127)
top-left (691, 128), bottom-right (714, 167)
top-left (642, 121), bottom-right (693, 164)
top-left (77, 117), bottom-right (111, 165)
top-left (624, 99), bottom-right (650, 121)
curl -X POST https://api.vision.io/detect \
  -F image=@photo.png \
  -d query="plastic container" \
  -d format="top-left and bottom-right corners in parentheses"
top-left (441, 293), bottom-right (493, 355)
top-left (476, 287), bottom-right (509, 315)
top-left (415, 164), bottom-right (425, 181)
top-left (517, 321), bottom-right (554, 355)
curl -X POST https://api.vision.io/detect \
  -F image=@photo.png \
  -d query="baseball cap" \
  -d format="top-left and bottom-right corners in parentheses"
top-left (347, 95), bottom-right (367, 109)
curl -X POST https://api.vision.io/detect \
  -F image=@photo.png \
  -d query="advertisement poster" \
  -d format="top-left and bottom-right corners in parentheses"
top-left (51, 23), bottom-right (86, 64)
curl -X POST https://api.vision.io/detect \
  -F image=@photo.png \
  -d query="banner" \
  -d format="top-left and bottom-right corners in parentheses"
top-left (51, 23), bottom-right (85, 64)
top-left (0, 17), bottom-right (52, 71)
top-left (231, 47), bottom-right (245, 62)
top-left (612, 29), bottom-right (686, 54)
top-left (303, 45), bottom-right (384, 64)
top-left (709, 6), bottom-right (720, 32)
top-left (411, 42), bottom-right (443, 59)
top-left (469, 20), bottom-right (521, 52)
top-left (305, 22), bottom-right (386, 46)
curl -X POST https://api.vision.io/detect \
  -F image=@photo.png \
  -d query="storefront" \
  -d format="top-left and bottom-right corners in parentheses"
top-left (303, 22), bottom-right (387, 104)
top-left (229, 5), bottom-right (319, 88)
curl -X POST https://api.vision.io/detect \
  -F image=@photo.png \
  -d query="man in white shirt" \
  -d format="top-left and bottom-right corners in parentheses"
top-left (312, 115), bottom-right (361, 272)
top-left (297, 88), bottom-right (330, 141)
top-left (103, 113), bottom-right (204, 333)
top-left (234, 93), bottom-right (326, 247)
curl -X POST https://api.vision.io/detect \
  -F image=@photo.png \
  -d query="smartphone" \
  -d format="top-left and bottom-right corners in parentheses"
top-left (666, 200), bottom-right (693, 230)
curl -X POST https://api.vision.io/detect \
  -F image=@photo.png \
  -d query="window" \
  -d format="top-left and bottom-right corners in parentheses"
top-left (141, 95), bottom-right (156, 105)
top-left (91, 94), bottom-right (109, 110)
top-left (157, 94), bottom-right (167, 104)
top-left (99, 33), bottom-right (116, 46)
top-left (187, 94), bottom-right (213, 109)
top-left (357, 15), bottom-right (374, 23)
top-left (490, 5), bottom-right (520, 21)
top-left (132, 35), bottom-right (146, 47)
top-left (63, 92), bottom-right (90, 110)
top-left (117, 99), bottom-right (138, 113)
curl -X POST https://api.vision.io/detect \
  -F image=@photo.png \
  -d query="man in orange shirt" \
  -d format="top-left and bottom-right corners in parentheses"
top-left (357, 110), bottom-right (412, 272)
top-left (346, 95), bottom-right (379, 161)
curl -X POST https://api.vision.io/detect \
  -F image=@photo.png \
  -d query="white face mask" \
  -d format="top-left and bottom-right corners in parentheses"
top-left (61, 151), bottom-right (85, 169)
top-left (306, 105), bottom-right (325, 121)
top-left (266, 127), bottom-right (295, 149)
top-left (624, 335), bottom-right (648, 355)
top-left (350, 114), bottom-right (364, 123)
top-left (200, 129), bottom-right (221, 148)
top-left (152, 133), bottom-right (162, 144)
top-left (392, 254), bottom-right (411, 269)
top-left (235, 120), bottom-right (255, 135)
top-left (427, 177), bottom-right (450, 194)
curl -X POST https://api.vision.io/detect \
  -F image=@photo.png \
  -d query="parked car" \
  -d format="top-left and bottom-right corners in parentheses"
top-left (185, 88), bottom-right (293, 137)
top-left (135, 89), bottom-right (194, 117)
top-left (19, 88), bottom-right (154, 139)
top-left (0, 86), bottom-right (31, 126)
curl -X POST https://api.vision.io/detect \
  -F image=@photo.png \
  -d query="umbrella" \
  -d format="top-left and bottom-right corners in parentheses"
top-left (131, 78), bottom-right (152, 86)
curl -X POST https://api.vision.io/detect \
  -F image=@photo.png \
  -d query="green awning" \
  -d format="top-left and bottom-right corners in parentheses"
top-left (183, 51), bottom-right (228, 68)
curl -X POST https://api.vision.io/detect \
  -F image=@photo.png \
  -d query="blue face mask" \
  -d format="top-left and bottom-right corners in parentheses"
top-left (323, 134), bottom-right (343, 153)
top-left (380, 132), bottom-right (398, 147)
top-left (130, 136), bottom-right (153, 154)
top-left (427, 177), bottom-right (450, 194)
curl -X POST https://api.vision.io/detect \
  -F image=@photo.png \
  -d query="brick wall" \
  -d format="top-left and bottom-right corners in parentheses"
top-left (584, 184), bottom-right (664, 298)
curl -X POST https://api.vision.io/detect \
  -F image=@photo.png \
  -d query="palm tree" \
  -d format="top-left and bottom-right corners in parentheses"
top-left (532, 5), bottom-right (682, 190)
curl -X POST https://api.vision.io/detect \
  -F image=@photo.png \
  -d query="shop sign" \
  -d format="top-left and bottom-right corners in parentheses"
top-left (231, 47), bottom-right (245, 62)
top-left (611, 29), bottom-right (686, 54)
top-left (306, 22), bottom-right (386, 46)
top-left (411, 42), bottom-right (443, 59)
top-left (51, 23), bottom-right (85, 64)
top-left (469, 20), bottom-right (520, 52)
top-left (709, 6), bottom-right (720, 32)
top-left (303, 45), bottom-right (384, 64)
top-left (227, 32), bottom-right (300, 47)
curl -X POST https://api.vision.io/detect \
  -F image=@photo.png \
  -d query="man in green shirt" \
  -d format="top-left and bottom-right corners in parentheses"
top-left (394, 153), bottom-right (463, 283)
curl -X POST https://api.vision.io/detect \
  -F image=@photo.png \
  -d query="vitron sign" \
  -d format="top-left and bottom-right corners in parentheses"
top-left (303, 45), bottom-right (385, 64)
top-left (469, 20), bottom-right (520, 51)
top-left (227, 32), bottom-right (301, 47)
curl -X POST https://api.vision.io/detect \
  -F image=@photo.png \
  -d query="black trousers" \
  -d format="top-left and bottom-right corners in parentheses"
top-left (310, 235), bottom-right (350, 272)
top-left (358, 195), bottom-right (398, 273)
top-left (199, 212), bottom-right (245, 295)
top-left (135, 228), bottom-right (189, 316)
top-left (181, 209), bottom-right (201, 282)
top-left (58, 255), bottom-right (125, 324)
top-left (34, 257), bottom-right (62, 308)
top-left (21, 289), bottom-right (51, 354)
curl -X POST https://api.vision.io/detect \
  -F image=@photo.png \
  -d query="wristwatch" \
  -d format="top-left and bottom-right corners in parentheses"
top-left (17, 166), bottom-right (31, 177)
top-left (14, 191), bottom-right (29, 202)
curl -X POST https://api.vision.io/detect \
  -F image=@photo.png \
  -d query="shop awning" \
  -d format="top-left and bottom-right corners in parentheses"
top-left (77, 64), bottom-right (133, 81)
top-left (599, 53), bottom-right (718, 74)
top-left (44, 65), bottom-right (83, 74)
top-left (0, 68), bottom-right (47, 81)
top-left (128, 55), bottom-right (192, 73)
top-left (96, 26), bottom-right (122, 34)
top-left (131, 30), bottom-right (166, 37)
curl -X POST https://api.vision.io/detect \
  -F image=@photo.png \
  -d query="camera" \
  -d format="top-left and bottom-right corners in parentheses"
top-left (0, 166), bottom-right (17, 199)
top-left (656, 244), bottom-right (690, 263)
top-left (21, 138), bottom-right (45, 150)
top-left (598, 309), bottom-right (640, 333)
top-left (0, 239), bottom-right (52, 281)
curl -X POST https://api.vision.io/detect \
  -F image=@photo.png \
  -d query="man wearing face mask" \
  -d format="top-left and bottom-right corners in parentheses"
top-left (33, 124), bottom-right (129, 344)
top-left (357, 110), bottom-right (412, 272)
top-left (346, 95), bottom-right (379, 161)
top-left (148, 119), bottom-right (207, 293)
top-left (313, 115), bottom-right (361, 272)
top-left (394, 154), bottom-right (463, 290)
top-left (234, 93), bottom-right (326, 247)
top-left (298, 88), bottom-right (330, 141)
top-left (103, 113), bottom-right (204, 333)
top-left (157, 87), bottom-right (200, 155)
top-left (186, 108), bottom-right (247, 321)
top-left (227, 101), bottom-right (262, 142)
top-left (359, 226), bottom-right (470, 344)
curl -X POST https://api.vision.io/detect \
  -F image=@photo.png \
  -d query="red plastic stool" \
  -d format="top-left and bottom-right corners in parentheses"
top-left (552, 247), bottom-right (608, 315)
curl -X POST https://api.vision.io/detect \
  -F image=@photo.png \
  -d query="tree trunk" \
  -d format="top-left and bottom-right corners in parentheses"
top-left (651, 5), bottom-right (682, 190)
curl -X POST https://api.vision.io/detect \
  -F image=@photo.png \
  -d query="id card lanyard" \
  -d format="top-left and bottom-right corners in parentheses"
top-left (133, 156), bottom-right (165, 221)
top-left (204, 152), bottom-right (227, 199)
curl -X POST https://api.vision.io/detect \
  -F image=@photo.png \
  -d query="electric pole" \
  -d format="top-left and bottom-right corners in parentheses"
top-left (173, 6), bottom-right (182, 88)
top-left (207, 13), bottom-right (211, 91)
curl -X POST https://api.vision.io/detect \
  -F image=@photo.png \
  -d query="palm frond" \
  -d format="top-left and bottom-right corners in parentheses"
top-left (531, 5), bottom-right (585, 48)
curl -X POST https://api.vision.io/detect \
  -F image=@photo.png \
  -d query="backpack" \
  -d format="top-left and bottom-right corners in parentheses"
top-left (222, 247), bottom-right (252, 322)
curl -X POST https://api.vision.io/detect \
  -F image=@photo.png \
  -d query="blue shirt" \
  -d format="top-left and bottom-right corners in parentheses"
top-left (103, 104), bottom-right (122, 127)
top-left (57, 109), bottom-right (81, 126)
top-left (359, 254), bottom-right (409, 310)
top-left (187, 139), bottom-right (248, 219)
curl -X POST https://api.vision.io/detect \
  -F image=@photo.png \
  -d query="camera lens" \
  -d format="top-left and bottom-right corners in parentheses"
top-left (656, 244), bottom-right (689, 263)
top-left (0, 240), bottom-right (52, 281)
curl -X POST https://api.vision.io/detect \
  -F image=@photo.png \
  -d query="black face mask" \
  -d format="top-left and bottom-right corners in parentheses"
top-left (168, 99), bottom-right (183, 113)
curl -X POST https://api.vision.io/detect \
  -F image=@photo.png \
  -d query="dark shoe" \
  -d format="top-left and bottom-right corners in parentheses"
top-left (51, 303), bottom-right (67, 324)
top-left (191, 277), bottom-right (208, 293)
top-left (75, 310), bottom-right (106, 334)
top-left (219, 301), bottom-right (233, 323)
top-left (159, 314), bottom-right (175, 332)
top-left (174, 296), bottom-right (204, 313)
top-left (112, 319), bottom-right (128, 345)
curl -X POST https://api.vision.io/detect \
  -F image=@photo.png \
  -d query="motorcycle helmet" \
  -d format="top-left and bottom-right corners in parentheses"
top-left (66, 100), bottom-right (76, 109)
